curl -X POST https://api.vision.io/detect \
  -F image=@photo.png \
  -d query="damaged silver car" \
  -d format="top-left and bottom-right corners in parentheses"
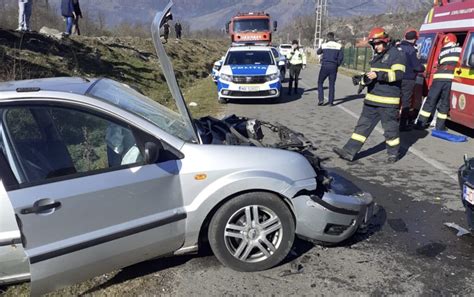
top-left (0, 1), bottom-right (373, 295)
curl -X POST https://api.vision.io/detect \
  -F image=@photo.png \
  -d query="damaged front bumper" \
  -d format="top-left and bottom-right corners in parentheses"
top-left (292, 180), bottom-right (374, 244)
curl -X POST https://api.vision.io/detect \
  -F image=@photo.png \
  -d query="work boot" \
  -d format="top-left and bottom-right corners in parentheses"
top-left (333, 147), bottom-right (354, 162)
top-left (414, 121), bottom-right (429, 130)
top-left (318, 100), bottom-right (324, 106)
top-left (386, 154), bottom-right (399, 164)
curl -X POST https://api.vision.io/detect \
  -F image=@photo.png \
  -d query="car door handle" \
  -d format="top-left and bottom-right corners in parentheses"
top-left (21, 201), bottom-right (61, 215)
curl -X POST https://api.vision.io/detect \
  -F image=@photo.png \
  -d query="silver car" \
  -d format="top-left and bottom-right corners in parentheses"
top-left (0, 1), bottom-right (373, 295)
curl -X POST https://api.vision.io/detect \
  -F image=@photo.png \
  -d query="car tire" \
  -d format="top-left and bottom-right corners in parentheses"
top-left (208, 192), bottom-right (295, 272)
top-left (218, 97), bottom-right (228, 104)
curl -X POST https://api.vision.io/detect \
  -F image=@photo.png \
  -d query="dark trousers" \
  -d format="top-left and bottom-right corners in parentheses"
top-left (400, 79), bottom-right (416, 129)
top-left (343, 104), bottom-right (400, 157)
top-left (288, 64), bottom-right (302, 94)
top-left (73, 17), bottom-right (81, 35)
top-left (318, 65), bottom-right (337, 104)
top-left (176, 31), bottom-right (182, 39)
top-left (418, 80), bottom-right (451, 130)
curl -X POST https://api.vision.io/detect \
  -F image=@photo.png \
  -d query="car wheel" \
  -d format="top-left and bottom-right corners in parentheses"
top-left (208, 192), bottom-right (295, 272)
top-left (218, 97), bottom-right (228, 104)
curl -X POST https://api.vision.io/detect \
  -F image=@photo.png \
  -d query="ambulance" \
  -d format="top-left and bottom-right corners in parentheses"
top-left (415, 0), bottom-right (474, 129)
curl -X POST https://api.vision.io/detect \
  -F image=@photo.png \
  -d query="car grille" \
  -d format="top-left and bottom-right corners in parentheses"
top-left (227, 90), bottom-right (273, 97)
top-left (232, 76), bottom-right (267, 84)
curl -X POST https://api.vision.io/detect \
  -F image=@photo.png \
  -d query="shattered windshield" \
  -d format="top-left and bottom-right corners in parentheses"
top-left (234, 19), bottom-right (270, 32)
top-left (225, 51), bottom-right (274, 65)
top-left (87, 78), bottom-right (194, 142)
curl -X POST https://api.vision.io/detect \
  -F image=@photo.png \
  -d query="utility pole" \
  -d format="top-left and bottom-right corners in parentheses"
top-left (313, 0), bottom-right (328, 50)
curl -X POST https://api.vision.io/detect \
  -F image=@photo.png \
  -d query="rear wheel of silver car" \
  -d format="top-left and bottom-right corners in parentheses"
top-left (208, 192), bottom-right (295, 272)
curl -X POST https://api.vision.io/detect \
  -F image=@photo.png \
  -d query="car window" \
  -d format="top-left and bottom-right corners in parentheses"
top-left (417, 33), bottom-right (436, 65)
top-left (462, 34), bottom-right (474, 68)
top-left (4, 106), bottom-right (143, 185)
top-left (271, 48), bottom-right (279, 59)
top-left (225, 51), bottom-right (274, 65)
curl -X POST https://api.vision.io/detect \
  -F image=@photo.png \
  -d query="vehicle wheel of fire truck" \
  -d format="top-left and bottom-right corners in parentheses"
top-left (218, 96), bottom-right (228, 104)
top-left (208, 192), bottom-right (295, 272)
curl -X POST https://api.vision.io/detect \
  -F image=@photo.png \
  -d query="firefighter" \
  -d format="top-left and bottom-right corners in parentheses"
top-left (415, 33), bottom-right (462, 131)
top-left (286, 40), bottom-right (307, 95)
top-left (333, 27), bottom-right (406, 164)
top-left (398, 29), bottom-right (425, 131)
top-left (317, 32), bottom-right (344, 106)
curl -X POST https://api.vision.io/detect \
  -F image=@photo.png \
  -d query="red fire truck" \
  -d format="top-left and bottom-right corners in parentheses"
top-left (414, 0), bottom-right (474, 129)
top-left (226, 12), bottom-right (278, 46)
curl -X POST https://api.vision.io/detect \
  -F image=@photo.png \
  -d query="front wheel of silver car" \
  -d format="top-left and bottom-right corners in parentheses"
top-left (208, 192), bottom-right (295, 272)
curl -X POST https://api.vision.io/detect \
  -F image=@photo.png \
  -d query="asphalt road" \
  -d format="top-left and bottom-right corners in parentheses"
top-left (2, 65), bottom-right (473, 296)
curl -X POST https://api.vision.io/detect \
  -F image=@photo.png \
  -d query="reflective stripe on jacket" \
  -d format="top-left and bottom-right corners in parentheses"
top-left (286, 49), bottom-right (307, 65)
top-left (364, 46), bottom-right (406, 107)
top-left (317, 40), bottom-right (344, 67)
top-left (433, 45), bottom-right (461, 81)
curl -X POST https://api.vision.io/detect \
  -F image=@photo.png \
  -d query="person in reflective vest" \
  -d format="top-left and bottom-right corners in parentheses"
top-left (333, 27), bottom-right (406, 164)
top-left (415, 33), bottom-right (461, 131)
top-left (286, 40), bottom-right (307, 95)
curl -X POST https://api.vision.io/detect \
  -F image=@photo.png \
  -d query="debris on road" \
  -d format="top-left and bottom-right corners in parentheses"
top-left (444, 222), bottom-right (471, 237)
top-left (278, 263), bottom-right (304, 277)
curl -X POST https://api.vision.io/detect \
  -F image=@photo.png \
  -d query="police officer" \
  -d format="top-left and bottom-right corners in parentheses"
top-left (317, 32), bottom-right (344, 106)
top-left (398, 29), bottom-right (425, 131)
top-left (333, 27), bottom-right (406, 164)
top-left (286, 40), bottom-right (307, 95)
top-left (415, 33), bottom-right (461, 131)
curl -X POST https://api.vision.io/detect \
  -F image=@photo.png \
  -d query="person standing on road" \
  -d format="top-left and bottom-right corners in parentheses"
top-left (61, 0), bottom-right (74, 36)
top-left (17, 0), bottom-right (33, 32)
top-left (333, 27), bottom-right (406, 164)
top-left (175, 21), bottom-right (182, 39)
top-left (317, 32), bottom-right (344, 106)
top-left (398, 29), bottom-right (425, 131)
top-left (286, 40), bottom-right (307, 95)
top-left (72, 0), bottom-right (83, 36)
top-left (415, 33), bottom-right (461, 131)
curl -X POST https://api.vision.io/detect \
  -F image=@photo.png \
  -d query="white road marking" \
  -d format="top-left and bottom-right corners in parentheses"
top-left (299, 79), bottom-right (458, 181)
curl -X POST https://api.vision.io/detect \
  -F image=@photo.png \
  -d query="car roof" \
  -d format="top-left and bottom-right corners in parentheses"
top-left (0, 77), bottom-right (98, 97)
top-left (228, 46), bottom-right (273, 52)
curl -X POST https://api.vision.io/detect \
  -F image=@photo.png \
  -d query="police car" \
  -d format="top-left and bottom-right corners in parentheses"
top-left (217, 46), bottom-right (283, 103)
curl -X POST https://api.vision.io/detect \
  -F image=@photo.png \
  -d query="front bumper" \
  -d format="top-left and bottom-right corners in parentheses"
top-left (218, 80), bottom-right (281, 99)
top-left (292, 191), bottom-right (374, 244)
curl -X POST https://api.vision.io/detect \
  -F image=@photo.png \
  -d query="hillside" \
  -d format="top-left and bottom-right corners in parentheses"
top-left (1, 0), bottom-right (431, 30)
top-left (0, 30), bottom-right (228, 116)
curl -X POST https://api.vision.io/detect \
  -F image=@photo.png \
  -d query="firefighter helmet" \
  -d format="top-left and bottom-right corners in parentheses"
top-left (443, 33), bottom-right (457, 45)
top-left (368, 27), bottom-right (389, 44)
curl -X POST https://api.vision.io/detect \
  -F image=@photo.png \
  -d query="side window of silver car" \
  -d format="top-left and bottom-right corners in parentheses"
top-left (4, 106), bottom-right (144, 185)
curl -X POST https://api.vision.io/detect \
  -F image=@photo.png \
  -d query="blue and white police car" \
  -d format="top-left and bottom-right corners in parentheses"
top-left (217, 46), bottom-right (283, 103)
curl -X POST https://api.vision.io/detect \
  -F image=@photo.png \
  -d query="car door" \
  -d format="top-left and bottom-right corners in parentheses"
top-left (0, 102), bottom-right (186, 295)
top-left (451, 32), bottom-right (474, 128)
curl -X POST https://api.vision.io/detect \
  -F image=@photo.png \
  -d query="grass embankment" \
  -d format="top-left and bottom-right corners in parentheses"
top-left (0, 29), bottom-right (227, 116)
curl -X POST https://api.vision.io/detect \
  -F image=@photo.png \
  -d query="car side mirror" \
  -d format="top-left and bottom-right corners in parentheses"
top-left (468, 53), bottom-right (474, 68)
top-left (273, 21), bottom-right (278, 32)
top-left (144, 142), bottom-right (161, 164)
